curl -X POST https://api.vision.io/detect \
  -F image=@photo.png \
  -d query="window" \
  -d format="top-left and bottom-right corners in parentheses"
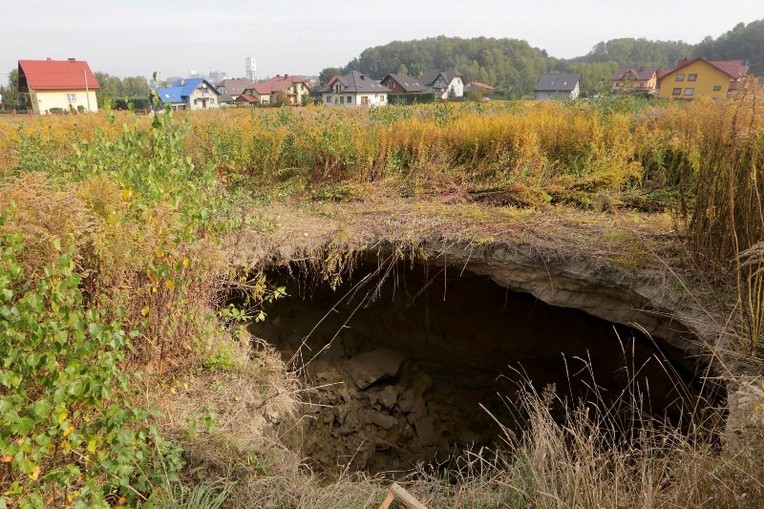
top-left (347, 96), bottom-right (352, 103)
top-left (66, 93), bottom-right (77, 102)
top-left (672, 88), bottom-right (681, 96)
top-left (684, 88), bottom-right (694, 96)
top-left (688, 73), bottom-right (697, 81)
top-left (339, 96), bottom-right (344, 104)
top-left (675, 74), bottom-right (685, 82)
top-left (640, 82), bottom-right (645, 88)
top-left (713, 85), bottom-right (722, 91)
top-left (325, 96), bottom-right (331, 104)
top-left (361, 96), bottom-right (369, 105)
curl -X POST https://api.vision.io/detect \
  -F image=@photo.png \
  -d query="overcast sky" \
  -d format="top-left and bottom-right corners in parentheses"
top-left (1, 1), bottom-right (761, 81)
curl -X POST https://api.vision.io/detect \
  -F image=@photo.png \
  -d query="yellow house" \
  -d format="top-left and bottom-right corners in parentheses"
top-left (658, 58), bottom-right (749, 99)
top-left (18, 58), bottom-right (100, 114)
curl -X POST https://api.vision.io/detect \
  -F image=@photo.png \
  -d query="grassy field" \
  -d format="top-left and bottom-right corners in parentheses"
top-left (1, 88), bottom-right (763, 507)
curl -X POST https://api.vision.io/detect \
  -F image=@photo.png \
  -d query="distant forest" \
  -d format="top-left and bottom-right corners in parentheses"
top-left (319, 19), bottom-right (764, 96)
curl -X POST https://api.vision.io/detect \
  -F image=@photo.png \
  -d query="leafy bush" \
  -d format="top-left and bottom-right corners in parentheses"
top-left (0, 231), bottom-right (182, 508)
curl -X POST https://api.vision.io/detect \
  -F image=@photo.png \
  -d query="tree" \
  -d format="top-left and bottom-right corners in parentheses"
top-left (318, 67), bottom-right (342, 88)
top-left (0, 68), bottom-right (24, 111)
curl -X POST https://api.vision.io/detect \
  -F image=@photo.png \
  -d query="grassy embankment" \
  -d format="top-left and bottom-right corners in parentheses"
top-left (0, 91), bottom-right (763, 507)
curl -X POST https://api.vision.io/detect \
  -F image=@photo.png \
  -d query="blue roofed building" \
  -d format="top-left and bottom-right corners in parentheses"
top-left (156, 78), bottom-right (221, 110)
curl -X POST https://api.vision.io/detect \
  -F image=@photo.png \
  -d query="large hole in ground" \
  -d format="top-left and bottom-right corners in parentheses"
top-left (248, 256), bottom-right (710, 475)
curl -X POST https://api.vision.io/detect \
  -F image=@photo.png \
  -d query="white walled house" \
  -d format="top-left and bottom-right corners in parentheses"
top-left (534, 73), bottom-right (582, 100)
top-left (18, 58), bottom-right (100, 114)
top-left (321, 71), bottom-right (390, 107)
top-left (420, 68), bottom-right (464, 100)
top-left (156, 78), bottom-right (221, 111)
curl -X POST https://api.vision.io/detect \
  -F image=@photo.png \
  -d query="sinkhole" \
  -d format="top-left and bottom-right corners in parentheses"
top-left (247, 256), bottom-right (711, 475)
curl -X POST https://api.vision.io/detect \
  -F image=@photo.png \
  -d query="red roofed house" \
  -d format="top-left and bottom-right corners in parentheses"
top-left (243, 74), bottom-right (311, 106)
top-left (657, 58), bottom-right (749, 99)
top-left (18, 58), bottom-right (100, 114)
top-left (611, 67), bottom-right (660, 94)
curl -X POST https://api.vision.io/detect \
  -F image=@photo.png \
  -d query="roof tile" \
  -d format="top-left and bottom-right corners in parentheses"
top-left (18, 59), bottom-right (100, 91)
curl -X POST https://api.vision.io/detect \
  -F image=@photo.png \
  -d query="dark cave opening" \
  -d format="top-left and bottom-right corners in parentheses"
top-left (247, 257), bottom-right (710, 474)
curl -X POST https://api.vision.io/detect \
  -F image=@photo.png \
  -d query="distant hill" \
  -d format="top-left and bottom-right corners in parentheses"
top-left (320, 19), bottom-right (763, 97)
top-left (693, 20), bottom-right (764, 75)
top-left (324, 36), bottom-right (557, 97)
top-left (570, 38), bottom-right (694, 68)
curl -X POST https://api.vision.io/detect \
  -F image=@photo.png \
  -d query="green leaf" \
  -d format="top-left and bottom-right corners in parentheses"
top-left (33, 399), bottom-right (52, 419)
top-left (15, 417), bottom-right (35, 434)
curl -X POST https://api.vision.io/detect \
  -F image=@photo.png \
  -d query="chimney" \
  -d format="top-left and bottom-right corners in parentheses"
top-left (46, 57), bottom-right (52, 60)
top-left (284, 74), bottom-right (289, 78)
top-left (676, 57), bottom-right (690, 68)
top-left (67, 57), bottom-right (76, 61)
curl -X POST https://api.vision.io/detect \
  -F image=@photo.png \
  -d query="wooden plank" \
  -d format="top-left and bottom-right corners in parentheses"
top-left (387, 482), bottom-right (429, 509)
top-left (378, 490), bottom-right (396, 509)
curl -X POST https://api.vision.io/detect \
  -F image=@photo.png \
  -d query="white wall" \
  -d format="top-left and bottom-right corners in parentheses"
top-left (449, 77), bottom-right (464, 98)
top-left (323, 92), bottom-right (387, 107)
top-left (30, 89), bottom-right (98, 114)
top-left (188, 84), bottom-right (220, 110)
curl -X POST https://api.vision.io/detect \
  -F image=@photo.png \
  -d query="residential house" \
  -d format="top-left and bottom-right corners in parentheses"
top-left (218, 91), bottom-right (236, 107)
top-left (534, 73), bottom-right (582, 100)
top-left (216, 78), bottom-right (254, 99)
top-left (321, 71), bottom-right (391, 106)
top-left (611, 67), bottom-right (659, 94)
top-left (247, 75), bottom-right (312, 106)
top-left (156, 78), bottom-right (221, 110)
top-left (380, 73), bottom-right (430, 103)
top-left (234, 93), bottom-right (260, 106)
top-left (657, 58), bottom-right (749, 99)
top-left (380, 73), bottom-right (426, 94)
top-left (420, 68), bottom-right (464, 99)
top-left (242, 83), bottom-right (273, 105)
top-left (17, 58), bottom-right (100, 114)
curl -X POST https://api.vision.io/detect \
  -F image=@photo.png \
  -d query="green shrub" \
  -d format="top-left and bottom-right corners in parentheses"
top-left (0, 232), bottom-right (182, 508)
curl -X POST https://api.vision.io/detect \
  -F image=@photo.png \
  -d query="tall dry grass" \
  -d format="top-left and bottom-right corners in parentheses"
top-left (1, 99), bottom-right (720, 208)
top-left (680, 83), bottom-right (764, 355)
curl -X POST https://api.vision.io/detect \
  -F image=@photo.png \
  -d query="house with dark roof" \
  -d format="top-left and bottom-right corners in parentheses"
top-left (17, 58), bottom-right (100, 114)
top-left (611, 67), bottom-right (660, 94)
top-left (321, 71), bottom-right (391, 106)
top-left (244, 75), bottom-right (311, 106)
top-left (534, 73), bottom-right (582, 100)
top-left (156, 78), bottom-right (221, 111)
top-left (420, 68), bottom-right (464, 100)
top-left (380, 73), bottom-right (426, 94)
top-left (216, 78), bottom-right (254, 99)
top-left (657, 58), bottom-right (749, 99)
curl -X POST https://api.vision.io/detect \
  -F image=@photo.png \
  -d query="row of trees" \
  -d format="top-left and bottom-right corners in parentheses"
top-left (0, 69), bottom-right (24, 111)
top-left (318, 19), bottom-right (764, 97)
top-left (93, 72), bottom-right (151, 109)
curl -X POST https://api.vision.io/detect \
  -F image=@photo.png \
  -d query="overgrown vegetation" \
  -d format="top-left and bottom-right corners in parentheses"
top-left (1, 88), bottom-right (763, 506)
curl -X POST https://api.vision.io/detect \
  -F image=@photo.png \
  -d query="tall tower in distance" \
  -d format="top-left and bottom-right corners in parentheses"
top-left (245, 57), bottom-right (256, 81)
